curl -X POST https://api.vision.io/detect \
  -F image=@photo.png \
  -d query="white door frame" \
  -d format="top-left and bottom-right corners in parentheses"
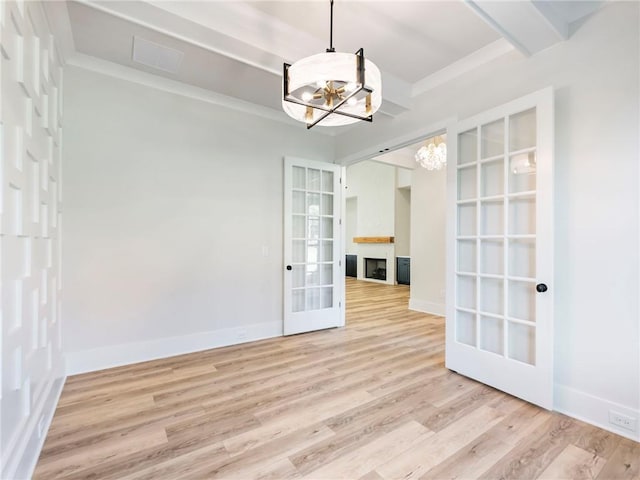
top-left (335, 118), bottom-right (456, 318)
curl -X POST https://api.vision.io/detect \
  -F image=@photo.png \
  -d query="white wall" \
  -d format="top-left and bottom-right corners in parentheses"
top-left (409, 167), bottom-right (447, 316)
top-left (345, 160), bottom-right (396, 284)
top-left (0, 2), bottom-right (66, 478)
top-left (345, 197), bottom-right (357, 255)
top-left (345, 161), bottom-right (396, 237)
top-left (336, 3), bottom-right (640, 440)
top-left (394, 187), bottom-right (411, 258)
top-left (62, 66), bottom-right (334, 374)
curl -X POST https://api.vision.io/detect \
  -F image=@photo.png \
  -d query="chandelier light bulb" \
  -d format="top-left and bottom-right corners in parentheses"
top-left (347, 97), bottom-right (358, 106)
top-left (301, 91), bottom-right (313, 102)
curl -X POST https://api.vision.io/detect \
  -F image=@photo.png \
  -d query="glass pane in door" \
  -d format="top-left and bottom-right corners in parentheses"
top-left (456, 310), bottom-right (476, 346)
top-left (457, 240), bottom-right (476, 273)
top-left (509, 239), bottom-right (536, 278)
top-left (481, 119), bottom-right (504, 159)
top-left (480, 240), bottom-right (503, 275)
top-left (510, 108), bottom-right (536, 151)
top-left (480, 200), bottom-right (503, 236)
top-left (458, 128), bottom-right (478, 165)
top-left (458, 166), bottom-right (477, 200)
top-left (480, 278), bottom-right (503, 315)
top-left (508, 197), bottom-right (536, 235)
top-left (508, 322), bottom-right (536, 365)
top-left (481, 159), bottom-right (504, 197)
top-left (508, 280), bottom-right (536, 322)
top-left (480, 316), bottom-right (504, 355)
top-left (290, 165), bottom-right (336, 312)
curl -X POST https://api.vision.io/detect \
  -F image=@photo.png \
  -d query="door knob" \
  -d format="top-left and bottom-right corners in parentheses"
top-left (536, 283), bottom-right (548, 293)
top-left (286, 265), bottom-right (292, 271)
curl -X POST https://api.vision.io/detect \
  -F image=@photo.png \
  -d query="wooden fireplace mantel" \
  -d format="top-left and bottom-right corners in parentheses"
top-left (353, 236), bottom-right (395, 244)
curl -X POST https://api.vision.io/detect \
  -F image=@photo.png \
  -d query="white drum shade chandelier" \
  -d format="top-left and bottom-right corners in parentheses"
top-left (282, 0), bottom-right (382, 129)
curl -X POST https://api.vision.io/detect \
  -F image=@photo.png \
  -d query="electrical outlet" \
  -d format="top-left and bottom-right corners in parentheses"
top-left (609, 410), bottom-right (637, 431)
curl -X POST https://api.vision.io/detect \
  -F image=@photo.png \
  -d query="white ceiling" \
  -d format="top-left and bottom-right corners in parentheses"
top-left (53, 0), bottom-right (606, 130)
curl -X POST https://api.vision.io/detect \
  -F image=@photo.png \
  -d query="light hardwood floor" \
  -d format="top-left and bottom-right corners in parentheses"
top-left (35, 278), bottom-right (639, 479)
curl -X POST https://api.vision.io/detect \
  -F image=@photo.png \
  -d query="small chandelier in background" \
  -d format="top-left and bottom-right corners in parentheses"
top-left (415, 135), bottom-right (447, 170)
top-left (282, 0), bottom-right (382, 129)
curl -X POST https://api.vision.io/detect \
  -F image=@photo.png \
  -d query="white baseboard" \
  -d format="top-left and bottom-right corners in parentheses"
top-left (5, 376), bottom-right (66, 480)
top-left (554, 383), bottom-right (640, 442)
top-left (65, 322), bottom-right (283, 375)
top-left (409, 298), bottom-right (446, 317)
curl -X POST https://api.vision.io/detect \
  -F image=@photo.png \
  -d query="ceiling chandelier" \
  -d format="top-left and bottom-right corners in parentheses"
top-left (282, 0), bottom-right (382, 129)
top-left (415, 135), bottom-right (447, 170)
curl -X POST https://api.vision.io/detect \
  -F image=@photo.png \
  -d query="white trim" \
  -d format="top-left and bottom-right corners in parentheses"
top-left (340, 165), bottom-right (347, 328)
top-left (65, 322), bottom-right (282, 375)
top-left (3, 376), bottom-right (66, 480)
top-left (409, 299), bottom-right (445, 317)
top-left (336, 117), bottom-right (457, 166)
top-left (65, 53), bottom-right (337, 136)
top-left (412, 39), bottom-right (515, 98)
top-left (554, 384), bottom-right (640, 442)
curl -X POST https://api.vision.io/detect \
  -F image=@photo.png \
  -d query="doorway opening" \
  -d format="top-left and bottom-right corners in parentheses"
top-left (342, 132), bottom-right (448, 323)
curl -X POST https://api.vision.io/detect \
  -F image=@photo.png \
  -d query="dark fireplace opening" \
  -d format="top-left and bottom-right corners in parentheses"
top-left (365, 258), bottom-right (387, 281)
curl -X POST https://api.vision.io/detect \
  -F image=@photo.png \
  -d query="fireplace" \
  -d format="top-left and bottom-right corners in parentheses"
top-left (365, 258), bottom-right (387, 281)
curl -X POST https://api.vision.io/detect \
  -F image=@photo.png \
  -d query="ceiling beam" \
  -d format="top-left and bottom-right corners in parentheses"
top-left (465, 0), bottom-right (569, 56)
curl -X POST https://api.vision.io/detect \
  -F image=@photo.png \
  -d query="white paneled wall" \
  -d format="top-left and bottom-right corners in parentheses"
top-left (1, 1), bottom-right (64, 478)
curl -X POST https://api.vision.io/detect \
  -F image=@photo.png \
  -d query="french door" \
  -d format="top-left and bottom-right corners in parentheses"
top-left (283, 157), bottom-right (343, 335)
top-left (446, 88), bottom-right (554, 409)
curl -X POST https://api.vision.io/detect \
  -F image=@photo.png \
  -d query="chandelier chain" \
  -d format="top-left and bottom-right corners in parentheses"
top-left (327, 0), bottom-right (335, 53)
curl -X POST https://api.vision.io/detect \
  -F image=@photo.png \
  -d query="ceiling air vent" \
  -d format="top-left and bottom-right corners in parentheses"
top-left (132, 36), bottom-right (184, 74)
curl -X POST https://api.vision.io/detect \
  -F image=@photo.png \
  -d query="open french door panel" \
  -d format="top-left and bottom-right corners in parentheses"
top-left (446, 88), bottom-right (554, 409)
top-left (283, 157), bottom-right (342, 335)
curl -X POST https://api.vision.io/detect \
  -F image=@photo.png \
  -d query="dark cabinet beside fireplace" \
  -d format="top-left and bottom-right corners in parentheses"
top-left (397, 257), bottom-right (410, 285)
top-left (345, 255), bottom-right (357, 278)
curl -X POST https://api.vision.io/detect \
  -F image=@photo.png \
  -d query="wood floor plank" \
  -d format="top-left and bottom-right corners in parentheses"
top-left (33, 278), bottom-right (640, 480)
top-left (420, 403), bottom-right (549, 479)
top-left (537, 443), bottom-right (606, 480)
top-left (302, 420), bottom-right (433, 479)
top-left (34, 427), bottom-right (168, 479)
top-left (181, 424), bottom-right (334, 480)
top-left (478, 414), bottom-right (585, 480)
top-left (223, 389), bottom-right (374, 456)
top-left (115, 441), bottom-right (229, 480)
top-left (596, 438), bottom-right (640, 480)
top-left (375, 404), bottom-right (508, 479)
